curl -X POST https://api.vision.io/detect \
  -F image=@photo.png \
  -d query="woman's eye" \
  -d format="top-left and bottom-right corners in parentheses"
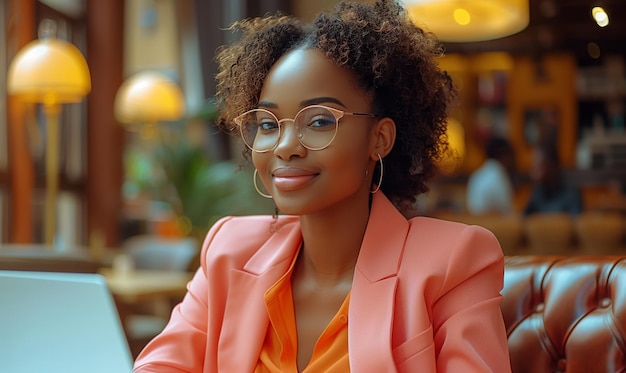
top-left (307, 115), bottom-right (335, 128)
top-left (259, 120), bottom-right (279, 131)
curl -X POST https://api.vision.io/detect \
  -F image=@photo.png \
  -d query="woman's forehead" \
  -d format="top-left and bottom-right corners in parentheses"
top-left (258, 48), bottom-right (372, 111)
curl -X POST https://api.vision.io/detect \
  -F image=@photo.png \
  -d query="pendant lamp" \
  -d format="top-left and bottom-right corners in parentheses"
top-left (404, 0), bottom-right (529, 42)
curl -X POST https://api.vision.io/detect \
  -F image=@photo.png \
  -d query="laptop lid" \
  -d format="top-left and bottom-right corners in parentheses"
top-left (0, 270), bottom-right (133, 373)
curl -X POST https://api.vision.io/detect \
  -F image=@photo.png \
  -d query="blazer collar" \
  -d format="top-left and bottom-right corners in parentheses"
top-left (243, 217), bottom-right (302, 275)
top-left (239, 192), bottom-right (409, 280)
top-left (349, 192), bottom-right (409, 372)
top-left (357, 192), bottom-right (409, 281)
top-left (241, 192), bottom-right (409, 279)
top-left (218, 219), bottom-right (302, 372)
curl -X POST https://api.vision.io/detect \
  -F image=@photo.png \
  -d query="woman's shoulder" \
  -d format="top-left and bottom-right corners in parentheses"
top-left (201, 215), bottom-right (300, 261)
top-left (408, 215), bottom-right (475, 234)
top-left (405, 216), bottom-right (501, 255)
top-left (400, 216), bottom-right (504, 282)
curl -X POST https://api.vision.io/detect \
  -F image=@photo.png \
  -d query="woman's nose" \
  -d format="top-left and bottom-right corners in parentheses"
top-left (273, 120), bottom-right (306, 158)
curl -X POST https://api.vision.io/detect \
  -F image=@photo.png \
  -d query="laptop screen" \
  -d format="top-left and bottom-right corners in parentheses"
top-left (0, 270), bottom-right (133, 373)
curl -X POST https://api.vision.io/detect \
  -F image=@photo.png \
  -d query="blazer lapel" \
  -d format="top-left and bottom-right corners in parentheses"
top-left (349, 193), bottom-right (409, 372)
top-left (217, 219), bottom-right (302, 372)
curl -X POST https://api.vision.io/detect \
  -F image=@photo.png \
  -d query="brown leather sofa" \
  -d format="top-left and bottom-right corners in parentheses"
top-left (502, 255), bottom-right (626, 373)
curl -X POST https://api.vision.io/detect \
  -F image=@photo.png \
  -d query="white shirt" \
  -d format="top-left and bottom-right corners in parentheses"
top-left (466, 159), bottom-right (514, 214)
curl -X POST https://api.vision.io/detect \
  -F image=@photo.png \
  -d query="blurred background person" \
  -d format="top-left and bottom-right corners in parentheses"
top-left (523, 143), bottom-right (583, 216)
top-left (466, 137), bottom-right (517, 214)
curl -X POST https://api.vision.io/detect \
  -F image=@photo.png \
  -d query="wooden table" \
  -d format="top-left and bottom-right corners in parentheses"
top-left (99, 268), bottom-right (194, 357)
top-left (99, 268), bottom-right (194, 303)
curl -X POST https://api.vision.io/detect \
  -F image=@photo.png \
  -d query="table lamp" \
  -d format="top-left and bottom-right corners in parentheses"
top-left (7, 20), bottom-right (91, 245)
top-left (404, 0), bottom-right (529, 42)
top-left (114, 71), bottom-right (185, 140)
top-left (114, 71), bottom-right (186, 238)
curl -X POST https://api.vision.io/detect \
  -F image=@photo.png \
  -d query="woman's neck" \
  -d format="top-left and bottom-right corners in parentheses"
top-left (297, 196), bottom-right (371, 284)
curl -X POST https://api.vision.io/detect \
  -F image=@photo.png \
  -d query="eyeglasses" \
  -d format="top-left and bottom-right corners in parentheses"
top-left (233, 104), bottom-right (378, 152)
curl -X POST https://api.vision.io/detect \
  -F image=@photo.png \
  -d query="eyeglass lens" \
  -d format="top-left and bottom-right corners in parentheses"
top-left (238, 106), bottom-right (339, 152)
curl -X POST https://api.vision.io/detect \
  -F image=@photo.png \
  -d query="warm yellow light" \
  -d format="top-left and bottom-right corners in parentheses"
top-left (7, 37), bottom-right (91, 104)
top-left (591, 7), bottom-right (609, 27)
top-left (405, 0), bottom-right (529, 42)
top-left (453, 8), bottom-right (471, 25)
top-left (439, 118), bottom-right (465, 174)
top-left (114, 71), bottom-right (185, 138)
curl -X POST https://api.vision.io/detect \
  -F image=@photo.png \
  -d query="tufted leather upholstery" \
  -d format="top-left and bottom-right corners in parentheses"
top-left (502, 256), bottom-right (626, 373)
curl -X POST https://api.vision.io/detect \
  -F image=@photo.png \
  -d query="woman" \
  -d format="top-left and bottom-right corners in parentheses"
top-left (133, 1), bottom-right (511, 371)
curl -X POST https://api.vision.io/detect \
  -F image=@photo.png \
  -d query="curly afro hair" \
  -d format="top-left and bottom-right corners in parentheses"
top-left (215, 0), bottom-right (456, 209)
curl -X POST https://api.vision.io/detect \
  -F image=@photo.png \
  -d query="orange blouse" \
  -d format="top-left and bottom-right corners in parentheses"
top-left (255, 256), bottom-right (350, 372)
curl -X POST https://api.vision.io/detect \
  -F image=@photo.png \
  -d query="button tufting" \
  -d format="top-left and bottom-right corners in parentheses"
top-left (339, 314), bottom-right (347, 323)
top-left (601, 298), bottom-right (612, 308)
top-left (557, 358), bottom-right (566, 371)
top-left (535, 303), bottom-right (545, 313)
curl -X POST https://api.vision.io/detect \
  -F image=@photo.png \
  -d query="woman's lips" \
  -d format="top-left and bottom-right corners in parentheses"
top-left (272, 168), bottom-right (318, 191)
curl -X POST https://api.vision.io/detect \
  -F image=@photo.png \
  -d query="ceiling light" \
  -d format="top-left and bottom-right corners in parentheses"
top-left (404, 0), bottom-right (530, 42)
top-left (592, 7), bottom-right (609, 27)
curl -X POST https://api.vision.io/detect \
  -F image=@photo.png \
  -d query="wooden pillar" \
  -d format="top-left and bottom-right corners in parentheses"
top-left (86, 0), bottom-right (125, 247)
top-left (193, 0), bottom-right (232, 161)
top-left (6, 0), bottom-right (36, 242)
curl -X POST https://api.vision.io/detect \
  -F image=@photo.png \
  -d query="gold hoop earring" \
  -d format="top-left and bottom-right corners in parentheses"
top-left (253, 169), bottom-right (273, 199)
top-left (371, 153), bottom-right (383, 194)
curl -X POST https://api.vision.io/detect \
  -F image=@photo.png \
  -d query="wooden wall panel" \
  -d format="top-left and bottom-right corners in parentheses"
top-left (86, 0), bottom-right (125, 247)
top-left (508, 54), bottom-right (578, 171)
top-left (6, 0), bottom-right (36, 242)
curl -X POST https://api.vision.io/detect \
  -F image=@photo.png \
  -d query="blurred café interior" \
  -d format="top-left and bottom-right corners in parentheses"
top-left (1, 0), bottom-right (626, 356)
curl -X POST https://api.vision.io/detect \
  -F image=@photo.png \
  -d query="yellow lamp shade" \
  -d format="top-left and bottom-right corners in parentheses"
top-left (114, 71), bottom-right (185, 125)
top-left (405, 0), bottom-right (529, 42)
top-left (7, 37), bottom-right (91, 104)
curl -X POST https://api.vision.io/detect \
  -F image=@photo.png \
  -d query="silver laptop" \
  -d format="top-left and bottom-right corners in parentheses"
top-left (0, 270), bottom-right (133, 373)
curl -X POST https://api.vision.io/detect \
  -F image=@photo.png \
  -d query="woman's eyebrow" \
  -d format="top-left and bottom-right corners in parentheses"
top-left (257, 97), bottom-right (347, 109)
top-left (301, 97), bottom-right (346, 107)
top-left (257, 101), bottom-right (277, 109)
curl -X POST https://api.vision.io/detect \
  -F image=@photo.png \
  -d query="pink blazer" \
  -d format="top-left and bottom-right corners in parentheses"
top-left (134, 193), bottom-right (511, 372)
